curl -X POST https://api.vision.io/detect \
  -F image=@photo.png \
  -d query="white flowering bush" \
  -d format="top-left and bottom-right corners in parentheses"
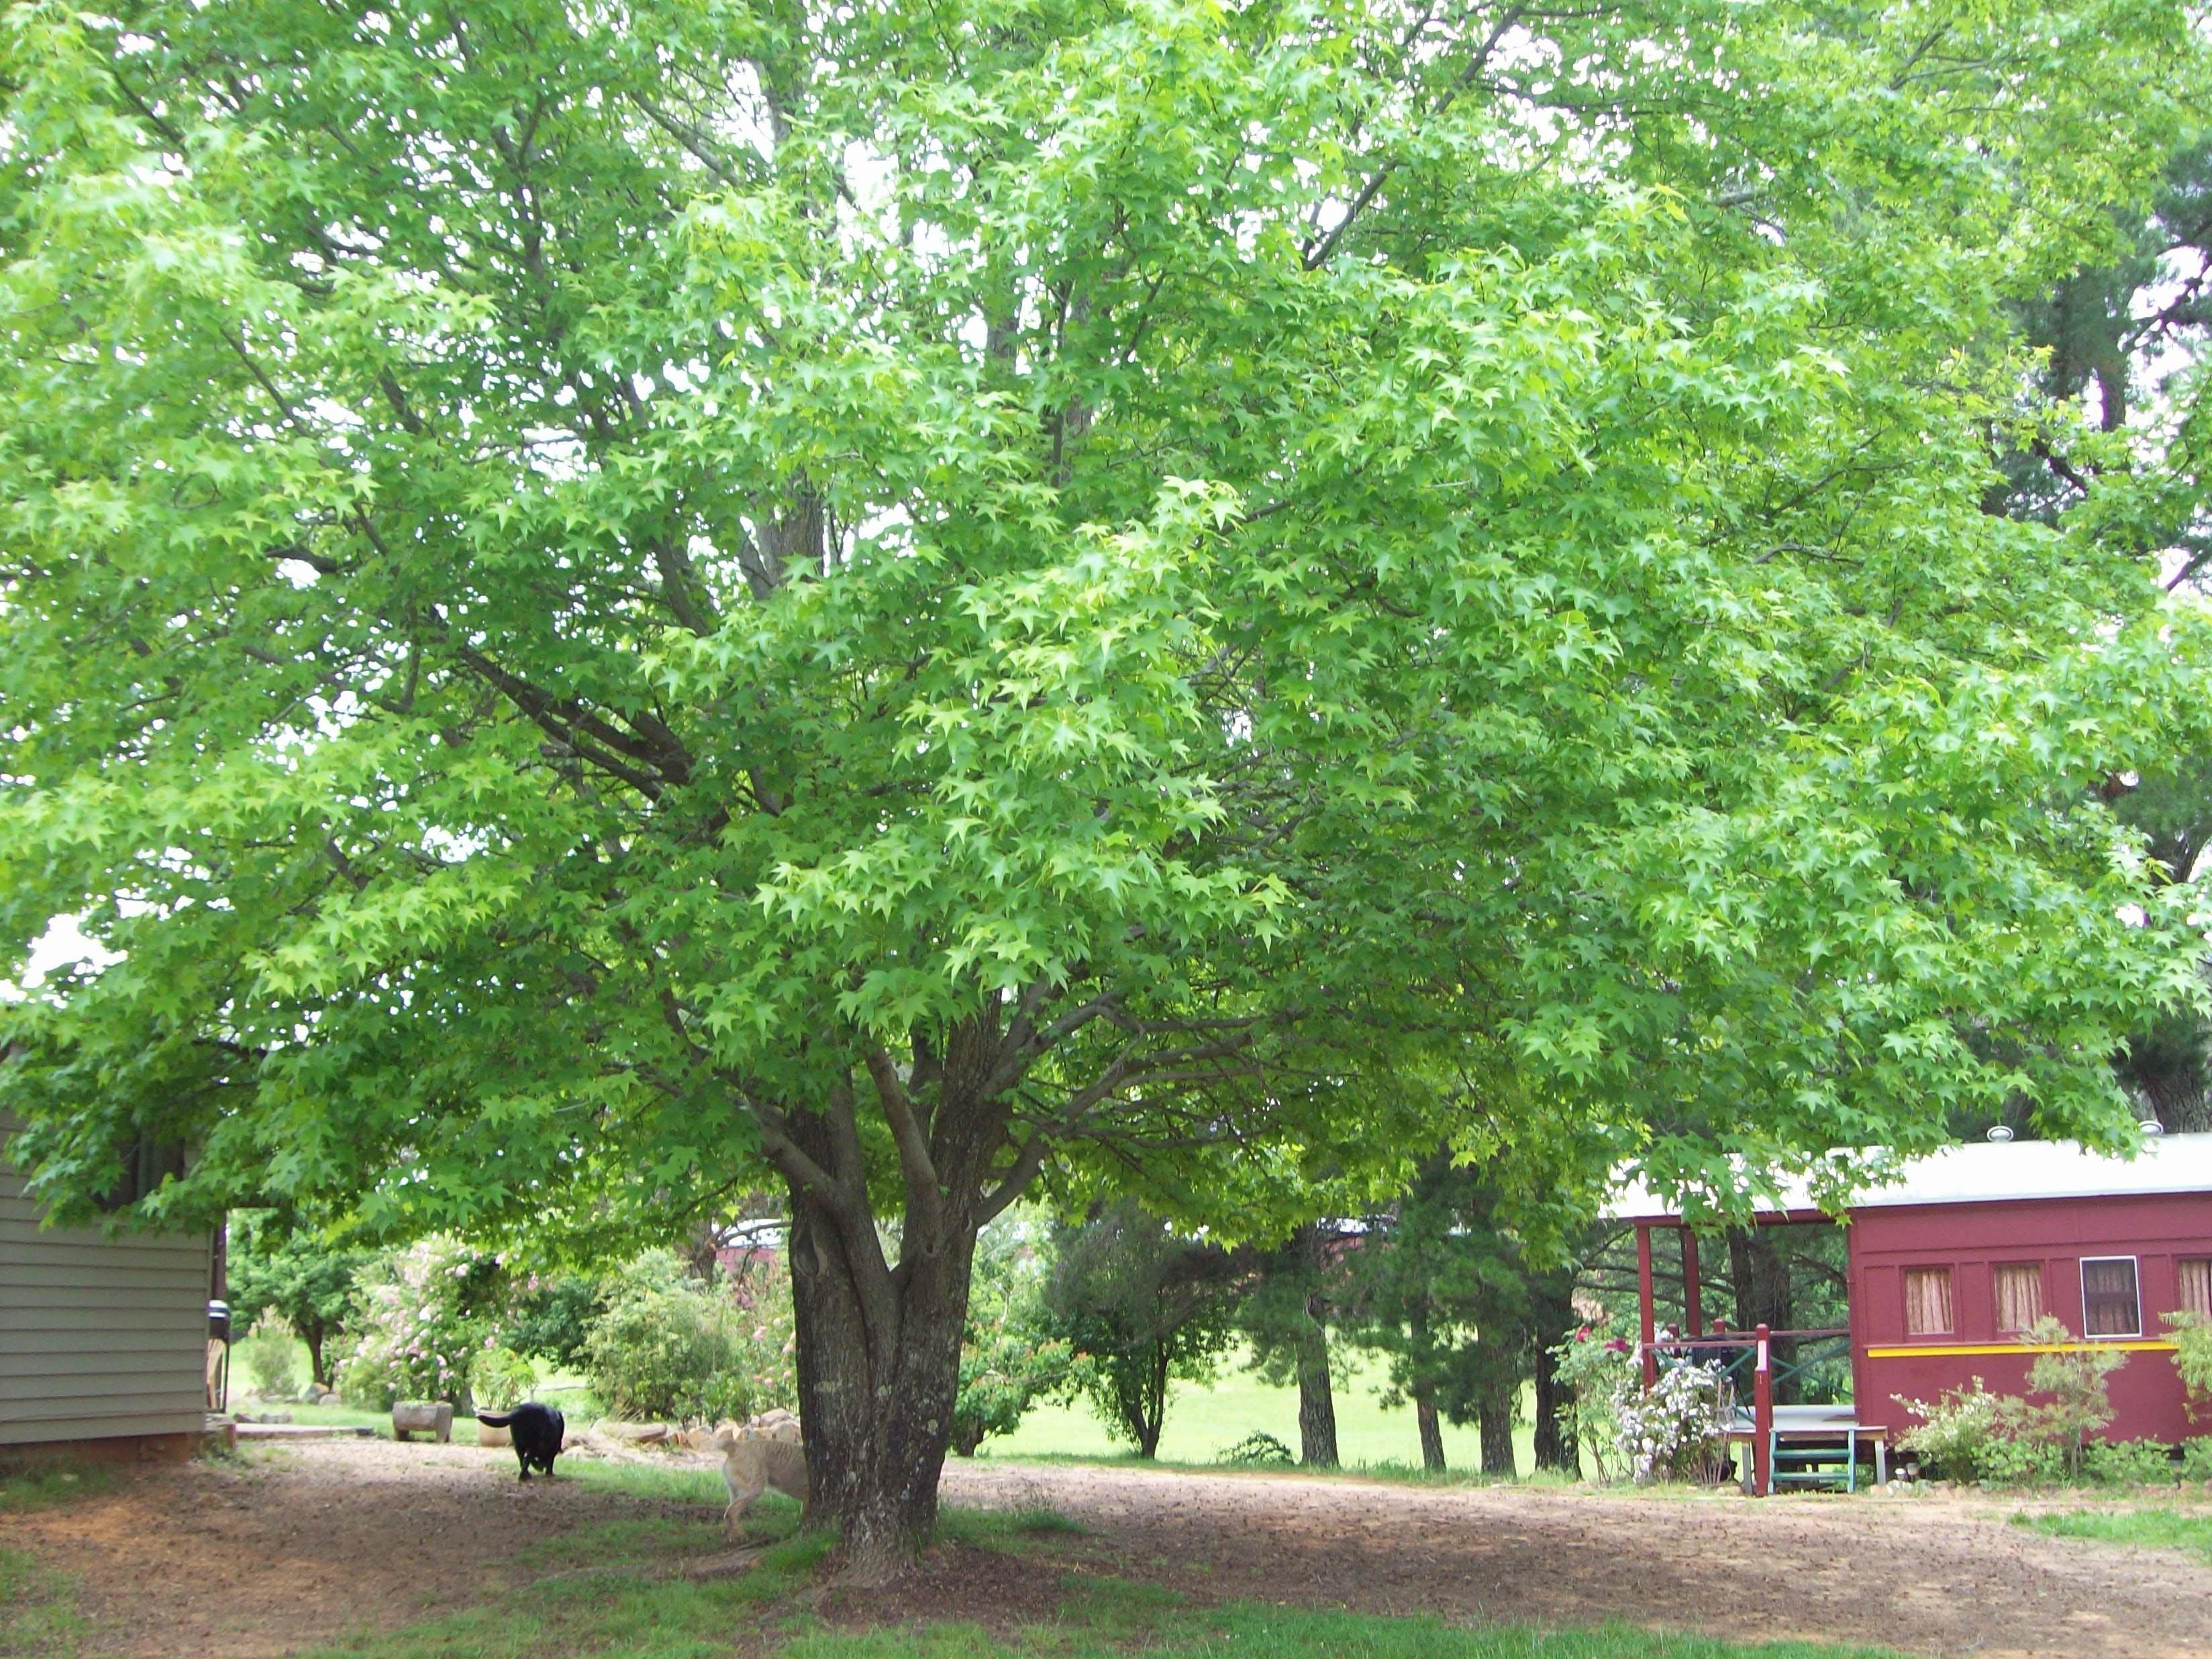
top-left (1611, 1359), bottom-right (1735, 1484)
top-left (332, 1236), bottom-right (500, 1411)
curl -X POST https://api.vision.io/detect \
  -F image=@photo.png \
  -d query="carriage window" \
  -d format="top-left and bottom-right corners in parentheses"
top-left (1903, 1266), bottom-right (1954, 1336)
top-left (2081, 1258), bottom-right (2141, 1338)
top-left (2180, 1258), bottom-right (2212, 1320)
top-left (1993, 1263), bottom-right (2044, 1333)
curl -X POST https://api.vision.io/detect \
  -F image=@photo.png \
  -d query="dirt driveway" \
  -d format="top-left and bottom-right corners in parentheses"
top-left (7, 1440), bottom-right (2210, 1658)
top-left (944, 1460), bottom-right (2212, 1658)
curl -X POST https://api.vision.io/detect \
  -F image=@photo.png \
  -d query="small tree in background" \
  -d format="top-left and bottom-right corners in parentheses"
top-left (224, 1210), bottom-right (371, 1389)
top-left (1045, 1201), bottom-right (1242, 1458)
top-left (1342, 1154), bottom-right (1590, 1477)
top-left (501, 1274), bottom-right (603, 1372)
top-left (2019, 1317), bottom-right (2128, 1478)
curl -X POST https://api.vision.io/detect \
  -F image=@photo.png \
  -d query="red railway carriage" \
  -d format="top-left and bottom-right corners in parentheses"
top-left (1612, 1133), bottom-right (2212, 1489)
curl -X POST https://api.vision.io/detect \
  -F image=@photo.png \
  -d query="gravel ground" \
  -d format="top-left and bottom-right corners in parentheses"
top-left (8, 1439), bottom-right (2211, 1658)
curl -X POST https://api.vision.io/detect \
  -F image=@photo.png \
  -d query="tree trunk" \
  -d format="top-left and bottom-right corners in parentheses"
top-left (1529, 1274), bottom-right (1576, 1475)
top-left (1478, 1382), bottom-right (1516, 1478)
top-left (302, 1322), bottom-right (327, 1391)
top-left (1295, 1319), bottom-right (1339, 1469)
top-left (786, 1173), bottom-right (977, 1583)
top-left (1727, 1228), bottom-right (1795, 1403)
top-left (1133, 1343), bottom-right (1168, 1458)
top-left (1414, 1387), bottom-right (1446, 1472)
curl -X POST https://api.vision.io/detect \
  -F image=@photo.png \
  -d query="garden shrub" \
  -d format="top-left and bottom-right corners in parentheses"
top-left (502, 1273), bottom-right (603, 1370)
top-left (2083, 1438), bottom-right (2176, 1487)
top-left (1550, 1319), bottom-right (1637, 1484)
top-left (2166, 1311), bottom-right (2212, 1420)
top-left (1217, 1431), bottom-right (1297, 1468)
top-left (1897, 1321), bottom-right (2131, 1485)
top-left (242, 1311), bottom-right (302, 1400)
top-left (580, 1250), bottom-right (797, 1423)
top-left (1612, 1359), bottom-right (1733, 1484)
top-left (721, 1254), bottom-right (799, 1418)
top-left (332, 1236), bottom-right (501, 1411)
top-left (467, 1345), bottom-right (538, 1413)
top-left (1896, 1380), bottom-right (2013, 1480)
top-left (1974, 1433), bottom-right (2070, 1487)
top-left (583, 1277), bottom-right (734, 1420)
top-left (2180, 1437), bottom-right (2212, 1482)
top-left (951, 1212), bottom-right (1072, 1456)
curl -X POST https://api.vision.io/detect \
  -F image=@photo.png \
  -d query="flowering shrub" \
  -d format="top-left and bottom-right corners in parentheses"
top-left (721, 1254), bottom-right (799, 1417)
top-left (332, 1236), bottom-right (499, 1411)
top-left (1549, 1318), bottom-right (1638, 1483)
top-left (951, 1215), bottom-right (1071, 1455)
top-left (1894, 1379), bottom-right (2013, 1480)
top-left (1611, 1359), bottom-right (1734, 1485)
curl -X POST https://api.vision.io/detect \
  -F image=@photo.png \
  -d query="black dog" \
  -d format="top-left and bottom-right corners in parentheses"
top-left (477, 1402), bottom-right (565, 1480)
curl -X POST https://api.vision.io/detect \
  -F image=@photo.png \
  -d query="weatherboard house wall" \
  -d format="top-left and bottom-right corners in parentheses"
top-left (1, 1114), bottom-right (212, 1461)
top-left (1615, 1134), bottom-right (2212, 1446)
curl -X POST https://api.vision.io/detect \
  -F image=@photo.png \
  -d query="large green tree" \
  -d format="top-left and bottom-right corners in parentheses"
top-left (4, 0), bottom-right (2211, 1574)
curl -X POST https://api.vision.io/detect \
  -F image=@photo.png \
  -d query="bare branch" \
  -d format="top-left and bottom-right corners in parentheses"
top-left (1302, 7), bottom-right (1522, 271)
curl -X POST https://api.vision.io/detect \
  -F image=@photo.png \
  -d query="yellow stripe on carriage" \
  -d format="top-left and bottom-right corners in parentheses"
top-left (1864, 1339), bottom-right (2178, 1358)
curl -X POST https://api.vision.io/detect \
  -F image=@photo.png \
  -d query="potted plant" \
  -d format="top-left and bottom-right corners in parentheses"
top-left (469, 1346), bottom-right (538, 1448)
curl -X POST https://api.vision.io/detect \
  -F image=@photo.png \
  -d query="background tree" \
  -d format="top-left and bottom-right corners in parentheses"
top-left (1044, 1202), bottom-right (1242, 1460)
top-left (1990, 128), bottom-right (2212, 1130)
top-left (223, 1211), bottom-right (369, 1389)
top-left (5, 0), bottom-right (2211, 1576)
top-left (1342, 1154), bottom-right (1584, 1478)
top-left (1237, 1221), bottom-right (1352, 1470)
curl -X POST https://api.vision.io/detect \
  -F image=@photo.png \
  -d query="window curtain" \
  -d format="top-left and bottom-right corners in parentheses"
top-left (1903, 1267), bottom-right (1954, 1336)
top-left (2178, 1258), bottom-right (2212, 1319)
top-left (1993, 1264), bottom-right (2044, 1332)
top-left (2081, 1258), bottom-right (2141, 1337)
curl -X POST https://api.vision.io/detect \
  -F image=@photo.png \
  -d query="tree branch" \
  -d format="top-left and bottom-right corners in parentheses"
top-left (865, 1044), bottom-right (946, 1240)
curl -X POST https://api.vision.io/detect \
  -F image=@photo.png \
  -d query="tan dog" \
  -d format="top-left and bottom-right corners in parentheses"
top-left (712, 1415), bottom-right (808, 1536)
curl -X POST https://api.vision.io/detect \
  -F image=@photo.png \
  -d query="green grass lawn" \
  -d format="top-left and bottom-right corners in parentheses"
top-left (978, 1346), bottom-right (1544, 1476)
top-left (2011, 1506), bottom-right (2212, 1562)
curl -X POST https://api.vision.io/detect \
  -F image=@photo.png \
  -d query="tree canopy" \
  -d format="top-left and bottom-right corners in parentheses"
top-left (3, 0), bottom-right (2210, 1565)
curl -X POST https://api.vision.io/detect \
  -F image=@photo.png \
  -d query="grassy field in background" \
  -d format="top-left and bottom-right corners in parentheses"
top-left (230, 1329), bottom-right (1539, 1474)
top-left (233, 1331), bottom-right (1544, 1474)
top-left (978, 1346), bottom-right (1544, 1475)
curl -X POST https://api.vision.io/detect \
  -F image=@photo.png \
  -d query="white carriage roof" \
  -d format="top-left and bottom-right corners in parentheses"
top-left (1607, 1132), bottom-right (2212, 1223)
